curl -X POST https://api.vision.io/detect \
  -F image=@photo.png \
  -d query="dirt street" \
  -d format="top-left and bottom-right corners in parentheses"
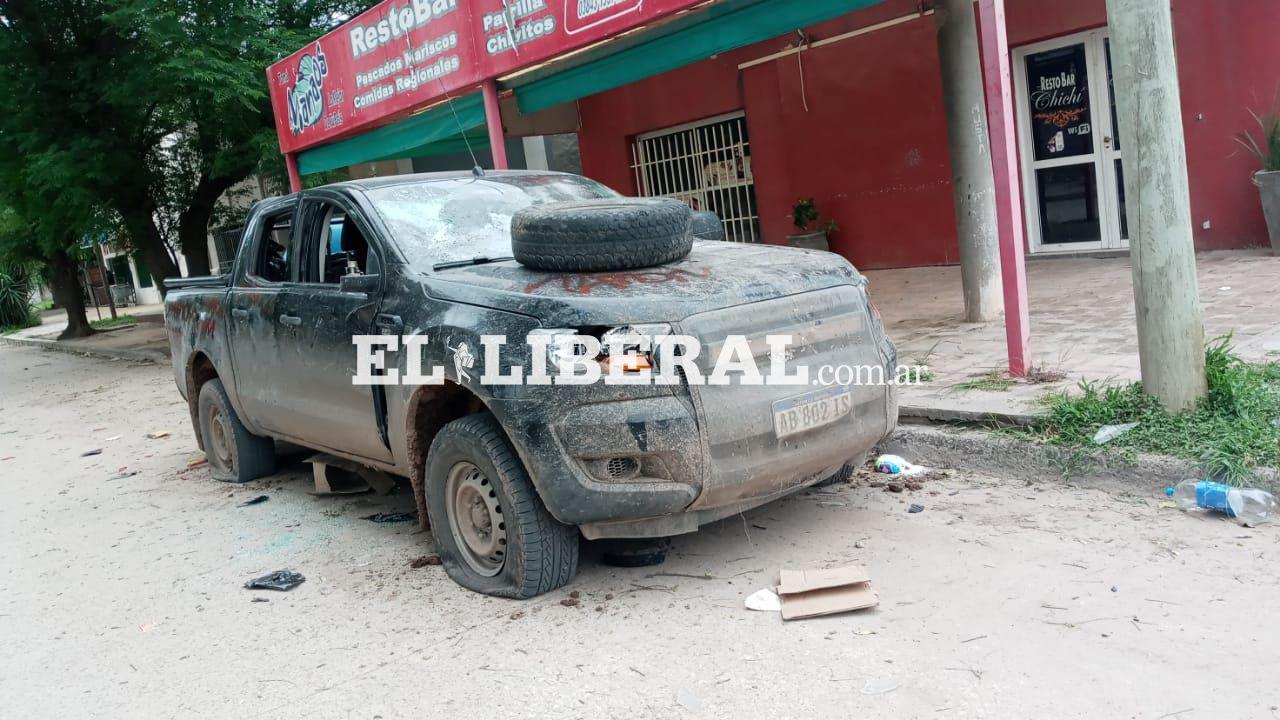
top-left (2, 343), bottom-right (1278, 719)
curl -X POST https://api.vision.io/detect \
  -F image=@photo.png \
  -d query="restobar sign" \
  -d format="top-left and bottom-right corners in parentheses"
top-left (268, 0), bottom-right (705, 155)
top-left (1023, 43), bottom-right (1093, 162)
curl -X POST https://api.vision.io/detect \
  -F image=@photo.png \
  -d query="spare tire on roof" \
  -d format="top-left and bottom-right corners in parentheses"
top-left (512, 198), bottom-right (693, 272)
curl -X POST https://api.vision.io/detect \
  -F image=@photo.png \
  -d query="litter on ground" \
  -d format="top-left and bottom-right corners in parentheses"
top-left (244, 569), bottom-right (305, 591)
top-left (1092, 423), bottom-right (1139, 445)
top-left (744, 587), bottom-right (782, 612)
top-left (776, 565), bottom-right (878, 620)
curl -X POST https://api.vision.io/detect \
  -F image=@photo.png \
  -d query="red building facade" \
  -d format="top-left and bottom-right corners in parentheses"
top-left (575, 0), bottom-right (1278, 270)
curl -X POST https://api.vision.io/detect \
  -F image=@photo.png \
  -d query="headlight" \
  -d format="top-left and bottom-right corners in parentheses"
top-left (600, 324), bottom-right (670, 374)
top-left (532, 325), bottom-right (671, 374)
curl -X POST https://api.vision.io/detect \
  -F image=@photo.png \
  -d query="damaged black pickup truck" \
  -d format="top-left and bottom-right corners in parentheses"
top-left (165, 171), bottom-right (898, 598)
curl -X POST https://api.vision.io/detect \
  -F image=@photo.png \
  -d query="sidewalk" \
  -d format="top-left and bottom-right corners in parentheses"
top-left (1, 303), bottom-right (169, 363)
top-left (871, 249), bottom-right (1280, 423)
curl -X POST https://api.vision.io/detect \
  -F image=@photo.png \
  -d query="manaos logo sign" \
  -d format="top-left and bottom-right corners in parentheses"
top-left (287, 43), bottom-right (329, 135)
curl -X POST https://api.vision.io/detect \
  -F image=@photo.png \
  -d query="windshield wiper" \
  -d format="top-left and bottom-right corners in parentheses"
top-left (432, 256), bottom-right (515, 271)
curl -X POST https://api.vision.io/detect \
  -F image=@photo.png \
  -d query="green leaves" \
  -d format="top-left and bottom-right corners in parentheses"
top-left (0, 262), bottom-right (36, 329)
top-left (0, 0), bottom-right (378, 281)
top-left (1236, 107), bottom-right (1280, 173)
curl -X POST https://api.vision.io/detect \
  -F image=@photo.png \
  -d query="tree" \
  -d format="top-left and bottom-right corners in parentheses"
top-left (117, 0), bottom-right (378, 280)
top-left (0, 0), bottom-right (373, 295)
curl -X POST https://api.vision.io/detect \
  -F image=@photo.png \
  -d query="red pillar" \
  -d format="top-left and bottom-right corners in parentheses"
top-left (977, 0), bottom-right (1031, 376)
top-left (285, 153), bottom-right (302, 193)
top-left (482, 79), bottom-right (509, 170)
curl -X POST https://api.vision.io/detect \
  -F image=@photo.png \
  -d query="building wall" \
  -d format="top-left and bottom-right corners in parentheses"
top-left (575, 0), bottom-right (1276, 269)
top-left (1172, 0), bottom-right (1279, 250)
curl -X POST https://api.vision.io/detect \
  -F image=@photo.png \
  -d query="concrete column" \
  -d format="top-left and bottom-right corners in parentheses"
top-left (1105, 0), bottom-right (1203, 409)
top-left (936, 0), bottom-right (1003, 323)
top-left (1106, 0), bottom-right (1206, 411)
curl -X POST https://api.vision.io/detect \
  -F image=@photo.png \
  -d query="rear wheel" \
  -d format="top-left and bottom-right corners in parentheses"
top-left (425, 412), bottom-right (578, 598)
top-left (197, 378), bottom-right (275, 483)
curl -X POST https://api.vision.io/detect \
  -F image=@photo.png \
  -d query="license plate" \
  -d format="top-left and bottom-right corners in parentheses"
top-left (772, 385), bottom-right (854, 439)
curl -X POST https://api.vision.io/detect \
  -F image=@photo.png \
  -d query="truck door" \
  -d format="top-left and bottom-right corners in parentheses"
top-left (226, 200), bottom-right (298, 434)
top-left (271, 193), bottom-right (394, 463)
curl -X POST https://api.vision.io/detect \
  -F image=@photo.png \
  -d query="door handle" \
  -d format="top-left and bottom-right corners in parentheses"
top-left (279, 314), bottom-right (302, 327)
top-left (231, 308), bottom-right (249, 320)
top-left (375, 313), bottom-right (404, 336)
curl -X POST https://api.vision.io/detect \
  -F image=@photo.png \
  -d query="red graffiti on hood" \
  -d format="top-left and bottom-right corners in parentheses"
top-left (524, 266), bottom-right (712, 296)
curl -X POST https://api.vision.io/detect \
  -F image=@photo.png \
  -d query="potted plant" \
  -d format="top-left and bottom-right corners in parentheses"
top-left (787, 197), bottom-right (839, 251)
top-left (1237, 108), bottom-right (1280, 254)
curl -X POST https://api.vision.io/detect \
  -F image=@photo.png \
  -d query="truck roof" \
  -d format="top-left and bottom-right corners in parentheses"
top-left (317, 169), bottom-right (576, 193)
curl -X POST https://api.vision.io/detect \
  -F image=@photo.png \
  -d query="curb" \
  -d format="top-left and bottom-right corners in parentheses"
top-left (878, 421), bottom-right (1280, 496)
top-left (0, 334), bottom-right (167, 365)
top-left (898, 404), bottom-right (1039, 428)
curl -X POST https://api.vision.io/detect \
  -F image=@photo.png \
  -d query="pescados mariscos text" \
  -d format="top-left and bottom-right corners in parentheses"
top-left (353, 333), bottom-right (928, 387)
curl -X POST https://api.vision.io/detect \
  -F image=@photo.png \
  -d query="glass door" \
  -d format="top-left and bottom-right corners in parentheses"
top-left (1014, 30), bottom-right (1128, 253)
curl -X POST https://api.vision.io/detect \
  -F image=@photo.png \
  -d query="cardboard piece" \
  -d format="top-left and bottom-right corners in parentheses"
top-left (307, 453), bottom-right (396, 496)
top-left (777, 565), bottom-right (878, 621)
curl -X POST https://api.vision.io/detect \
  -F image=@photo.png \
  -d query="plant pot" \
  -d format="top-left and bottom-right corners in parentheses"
top-left (1257, 170), bottom-right (1280, 255)
top-left (786, 230), bottom-right (829, 252)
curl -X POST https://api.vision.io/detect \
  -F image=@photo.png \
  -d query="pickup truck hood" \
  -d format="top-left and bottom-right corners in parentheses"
top-left (422, 241), bottom-right (865, 327)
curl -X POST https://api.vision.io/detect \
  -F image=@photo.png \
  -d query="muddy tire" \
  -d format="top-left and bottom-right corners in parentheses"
top-left (197, 378), bottom-right (275, 483)
top-left (600, 538), bottom-right (670, 568)
top-left (816, 451), bottom-right (868, 487)
top-left (425, 412), bottom-right (578, 598)
top-left (511, 198), bottom-right (693, 272)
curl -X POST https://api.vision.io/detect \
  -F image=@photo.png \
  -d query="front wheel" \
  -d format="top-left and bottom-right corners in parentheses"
top-left (424, 413), bottom-right (578, 598)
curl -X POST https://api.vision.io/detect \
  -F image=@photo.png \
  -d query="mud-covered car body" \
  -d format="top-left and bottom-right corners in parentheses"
top-left (165, 171), bottom-right (897, 541)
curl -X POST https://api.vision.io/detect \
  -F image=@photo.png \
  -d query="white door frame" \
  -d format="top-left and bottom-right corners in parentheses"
top-left (1013, 28), bottom-right (1127, 254)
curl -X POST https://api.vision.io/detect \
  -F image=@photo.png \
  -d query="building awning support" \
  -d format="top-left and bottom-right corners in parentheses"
top-left (482, 79), bottom-right (509, 170)
top-left (286, 153), bottom-right (302, 193)
top-left (976, 0), bottom-right (1031, 376)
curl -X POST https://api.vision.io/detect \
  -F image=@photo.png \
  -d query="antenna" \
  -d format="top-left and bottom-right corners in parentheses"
top-left (441, 91), bottom-right (483, 177)
top-left (500, 0), bottom-right (521, 57)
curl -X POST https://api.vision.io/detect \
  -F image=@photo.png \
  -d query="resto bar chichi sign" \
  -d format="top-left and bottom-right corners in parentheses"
top-left (268, 0), bottom-right (706, 155)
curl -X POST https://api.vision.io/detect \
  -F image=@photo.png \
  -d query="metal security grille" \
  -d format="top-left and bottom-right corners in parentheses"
top-left (213, 225), bottom-right (244, 274)
top-left (631, 112), bottom-right (760, 242)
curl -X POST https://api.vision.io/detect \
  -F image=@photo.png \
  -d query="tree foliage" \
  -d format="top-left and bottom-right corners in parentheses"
top-left (0, 0), bottom-right (373, 298)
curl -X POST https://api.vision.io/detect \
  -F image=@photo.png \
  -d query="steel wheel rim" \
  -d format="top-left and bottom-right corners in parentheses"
top-left (445, 461), bottom-right (506, 577)
top-left (207, 405), bottom-right (234, 472)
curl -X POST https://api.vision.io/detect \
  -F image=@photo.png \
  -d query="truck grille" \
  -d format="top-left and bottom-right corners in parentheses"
top-left (676, 285), bottom-right (891, 510)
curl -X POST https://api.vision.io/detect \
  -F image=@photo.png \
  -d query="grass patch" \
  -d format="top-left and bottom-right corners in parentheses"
top-left (907, 342), bottom-right (939, 383)
top-left (952, 370), bottom-right (1014, 392)
top-left (1013, 337), bottom-right (1280, 484)
top-left (32, 299), bottom-right (53, 313)
top-left (90, 316), bottom-right (137, 331)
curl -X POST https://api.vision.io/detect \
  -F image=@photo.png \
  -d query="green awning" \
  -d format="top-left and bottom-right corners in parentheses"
top-left (297, 92), bottom-right (488, 176)
top-left (511, 0), bottom-right (886, 114)
top-left (295, 0), bottom-right (886, 174)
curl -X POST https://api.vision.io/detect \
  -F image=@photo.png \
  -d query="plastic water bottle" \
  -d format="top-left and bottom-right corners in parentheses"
top-left (1165, 480), bottom-right (1277, 526)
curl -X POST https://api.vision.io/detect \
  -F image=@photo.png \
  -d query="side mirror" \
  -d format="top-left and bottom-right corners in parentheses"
top-left (339, 274), bottom-right (380, 295)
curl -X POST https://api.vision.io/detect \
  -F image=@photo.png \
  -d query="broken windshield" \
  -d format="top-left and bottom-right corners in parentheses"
top-left (365, 174), bottom-right (619, 268)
